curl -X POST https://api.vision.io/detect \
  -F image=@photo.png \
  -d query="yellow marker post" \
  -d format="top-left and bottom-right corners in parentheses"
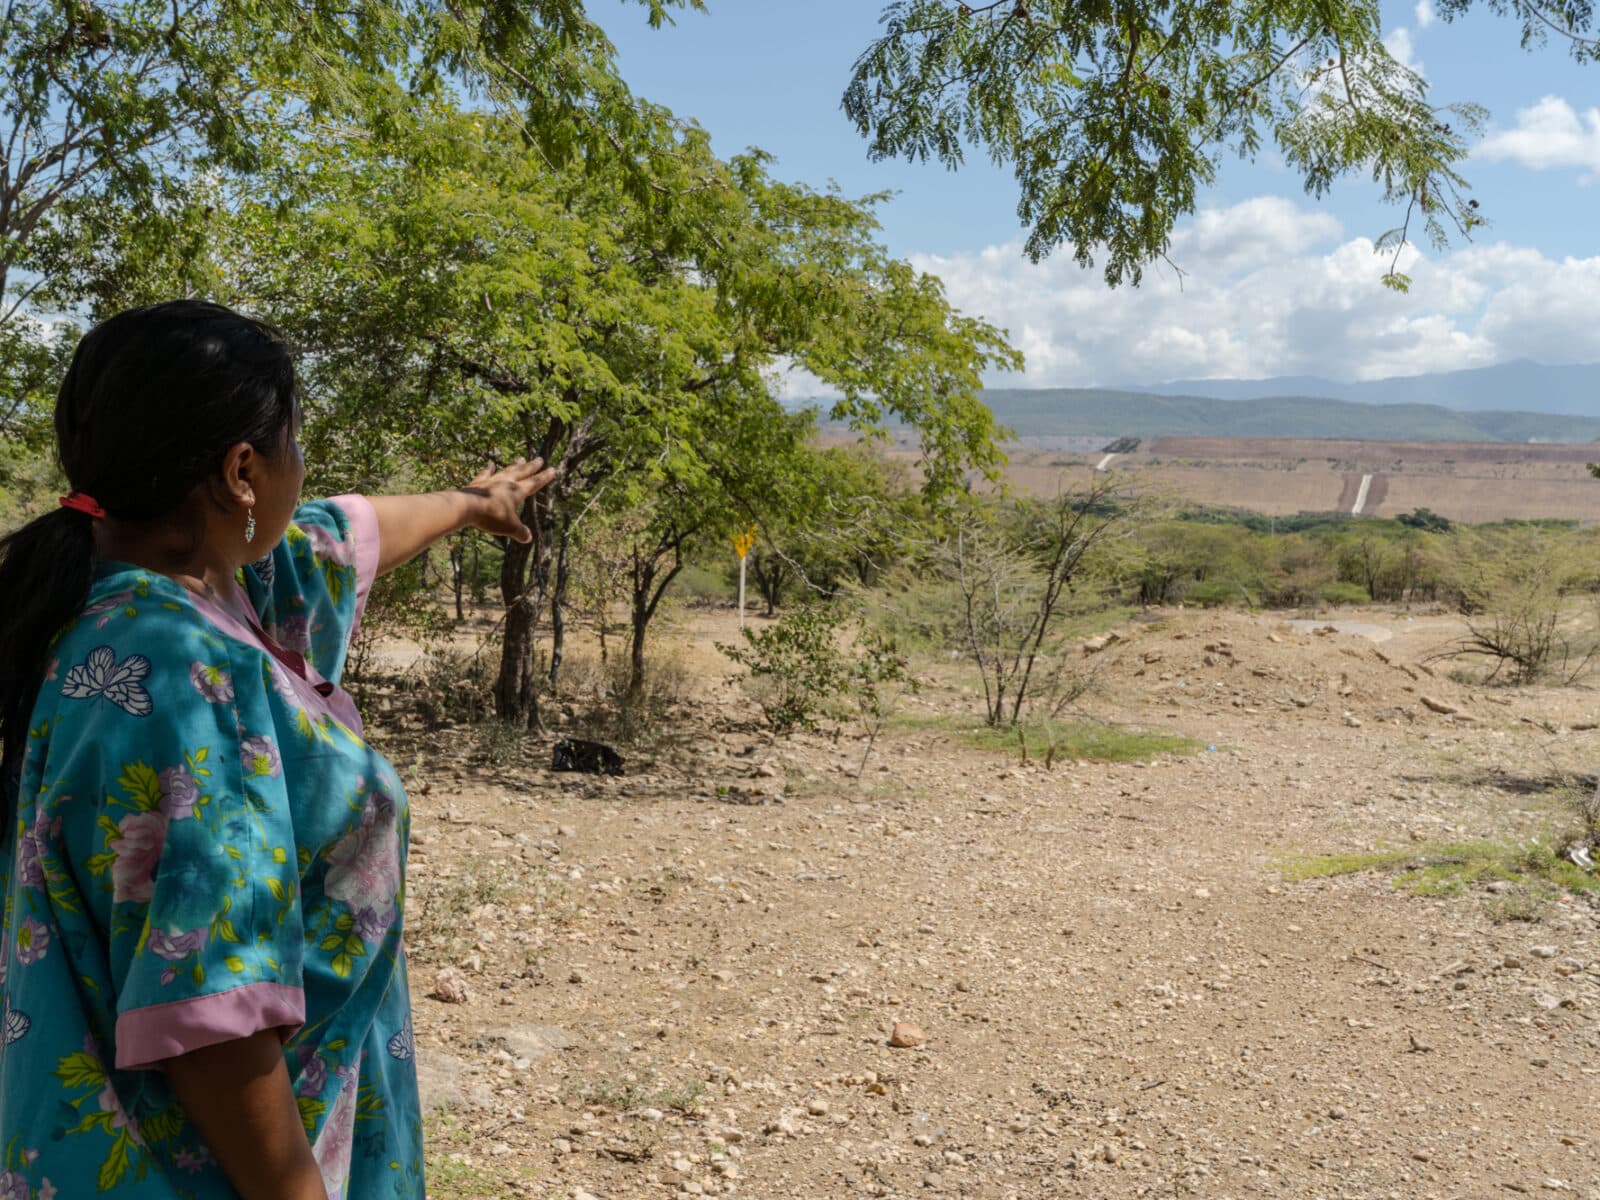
top-left (733, 528), bottom-right (757, 630)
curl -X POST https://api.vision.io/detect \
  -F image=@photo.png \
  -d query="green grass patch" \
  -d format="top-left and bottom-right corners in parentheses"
top-left (1278, 847), bottom-right (1422, 881)
top-left (1281, 838), bottom-right (1598, 900)
top-left (894, 713), bottom-right (1203, 764)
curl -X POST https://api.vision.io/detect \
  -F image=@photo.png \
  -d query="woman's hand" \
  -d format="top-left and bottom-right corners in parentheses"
top-left (462, 457), bottom-right (559, 544)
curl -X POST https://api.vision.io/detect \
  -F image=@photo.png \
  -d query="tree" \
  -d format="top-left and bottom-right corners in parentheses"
top-left (1130, 521), bottom-right (1259, 606)
top-left (0, 0), bottom-right (704, 443)
top-left (221, 105), bottom-right (1018, 726)
top-left (743, 444), bottom-right (919, 615)
top-left (842, 0), bottom-right (1599, 288)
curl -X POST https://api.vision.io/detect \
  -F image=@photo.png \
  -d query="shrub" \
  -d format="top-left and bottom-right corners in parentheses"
top-left (673, 562), bottom-right (735, 607)
top-left (1431, 527), bottom-right (1600, 684)
top-left (846, 628), bottom-right (917, 774)
top-left (720, 604), bottom-right (849, 734)
top-left (721, 606), bottom-right (917, 744)
top-left (1318, 581), bottom-right (1371, 606)
top-left (1185, 579), bottom-right (1249, 608)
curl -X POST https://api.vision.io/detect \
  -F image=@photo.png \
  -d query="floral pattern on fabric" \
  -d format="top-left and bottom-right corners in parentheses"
top-left (0, 498), bottom-right (422, 1199)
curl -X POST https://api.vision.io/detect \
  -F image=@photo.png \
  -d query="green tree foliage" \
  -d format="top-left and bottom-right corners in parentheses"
top-left (0, 0), bottom-right (704, 442)
top-left (219, 105), bottom-right (1017, 725)
top-left (743, 445), bottom-right (920, 615)
top-left (840, 0), bottom-right (1600, 286)
top-left (1397, 507), bottom-right (1453, 532)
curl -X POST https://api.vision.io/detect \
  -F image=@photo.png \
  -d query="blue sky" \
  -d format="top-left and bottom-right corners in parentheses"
top-left (599, 1), bottom-right (1600, 388)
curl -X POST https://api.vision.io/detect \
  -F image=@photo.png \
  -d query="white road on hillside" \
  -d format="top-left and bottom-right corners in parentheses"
top-left (1351, 473), bottom-right (1373, 515)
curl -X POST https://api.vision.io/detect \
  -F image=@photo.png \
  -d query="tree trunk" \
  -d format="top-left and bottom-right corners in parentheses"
top-left (494, 476), bottom-right (564, 725)
top-left (450, 536), bottom-right (465, 622)
top-left (628, 587), bottom-right (650, 704)
top-left (548, 514), bottom-right (572, 691)
top-left (494, 535), bottom-right (541, 727)
top-left (752, 553), bottom-right (786, 616)
top-left (626, 540), bottom-right (687, 704)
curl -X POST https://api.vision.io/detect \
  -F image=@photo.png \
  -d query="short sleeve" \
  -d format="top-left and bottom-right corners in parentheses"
top-left (47, 605), bottom-right (308, 1071)
top-left (240, 495), bottom-right (380, 685)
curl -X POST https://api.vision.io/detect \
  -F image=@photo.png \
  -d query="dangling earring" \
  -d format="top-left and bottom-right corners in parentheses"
top-left (245, 508), bottom-right (257, 544)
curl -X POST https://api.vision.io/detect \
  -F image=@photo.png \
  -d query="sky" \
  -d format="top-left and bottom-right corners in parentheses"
top-left (597, 0), bottom-right (1600, 390)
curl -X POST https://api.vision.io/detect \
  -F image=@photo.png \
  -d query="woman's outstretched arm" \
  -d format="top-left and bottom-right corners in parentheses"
top-left (366, 458), bottom-right (557, 576)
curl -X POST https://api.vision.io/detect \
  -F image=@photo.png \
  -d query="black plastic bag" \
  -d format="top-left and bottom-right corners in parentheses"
top-left (551, 738), bottom-right (624, 777)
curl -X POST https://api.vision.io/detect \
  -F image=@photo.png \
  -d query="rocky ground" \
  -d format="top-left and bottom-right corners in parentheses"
top-left (384, 607), bottom-right (1600, 1200)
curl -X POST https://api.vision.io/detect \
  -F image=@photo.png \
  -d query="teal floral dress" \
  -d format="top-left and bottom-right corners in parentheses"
top-left (0, 497), bottom-right (422, 1199)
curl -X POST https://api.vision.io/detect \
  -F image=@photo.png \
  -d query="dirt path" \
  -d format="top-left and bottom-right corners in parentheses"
top-left (393, 608), bottom-right (1600, 1200)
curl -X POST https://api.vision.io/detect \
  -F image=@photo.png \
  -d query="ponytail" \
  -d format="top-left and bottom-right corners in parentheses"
top-left (0, 507), bottom-right (98, 816)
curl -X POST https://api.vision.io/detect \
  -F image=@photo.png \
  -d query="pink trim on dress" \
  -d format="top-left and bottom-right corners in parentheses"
top-left (115, 980), bottom-right (305, 1070)
top-left (185, 584), bottom-right (366, 738)
top-left (330, 494), bottom-right (381, 643)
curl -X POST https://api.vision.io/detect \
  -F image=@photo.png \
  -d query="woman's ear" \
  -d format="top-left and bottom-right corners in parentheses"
top-left (219, 442), bottom-right (257, 509)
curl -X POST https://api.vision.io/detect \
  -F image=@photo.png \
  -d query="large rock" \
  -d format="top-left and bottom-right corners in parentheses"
top-left (889, 1021), bottom-right (928, 1048)
top-left (415, 1050), bottom-right (469, 1114)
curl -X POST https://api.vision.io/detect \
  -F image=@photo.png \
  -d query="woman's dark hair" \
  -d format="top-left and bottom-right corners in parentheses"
top-left (0, 300), bottom-right (299, 809)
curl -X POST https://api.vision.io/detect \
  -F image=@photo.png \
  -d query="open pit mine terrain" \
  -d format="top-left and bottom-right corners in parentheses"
top-left (1003, 437), bottom-right (1600, 523)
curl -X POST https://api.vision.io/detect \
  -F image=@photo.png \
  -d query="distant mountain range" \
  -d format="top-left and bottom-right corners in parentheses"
top-left (1118, 360), bottom-right (1600, 417)
top-left (974, 388), bottom-right (1600, 443)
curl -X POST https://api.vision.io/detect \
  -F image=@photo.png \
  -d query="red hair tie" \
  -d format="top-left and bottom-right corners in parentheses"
top-left (59, 491), bottom-right (106, 518)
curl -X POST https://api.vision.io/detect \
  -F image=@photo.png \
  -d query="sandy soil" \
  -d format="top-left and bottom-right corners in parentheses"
top-left (384, 606), bottom-right (1600, 1200)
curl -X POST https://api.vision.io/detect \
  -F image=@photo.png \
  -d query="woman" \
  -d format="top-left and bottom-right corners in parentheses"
top-left (0, 300), bottom-right (553, 1199)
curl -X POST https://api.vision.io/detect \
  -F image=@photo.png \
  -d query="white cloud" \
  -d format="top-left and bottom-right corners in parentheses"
top-left (1476, 95), bottom-right (1600, 178)
top-left (907, 197), bottom-right (1600, 387)
top-left (1413, 0), bottom-right (1435, 30)
top-left (1383, 26), bottom-right (1423, 76)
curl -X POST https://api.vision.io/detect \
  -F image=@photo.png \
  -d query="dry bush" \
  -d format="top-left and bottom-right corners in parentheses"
top-left (556, 645), bottom-right (692, 744)
top-left (1429, 528), bottom-right (1600, 685)
top-left (410, 647), bottom-right (496, 727)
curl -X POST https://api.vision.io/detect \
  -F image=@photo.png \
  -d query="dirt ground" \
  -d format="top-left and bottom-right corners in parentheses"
top-left (384, 606), bottom-right (1600, 1200)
